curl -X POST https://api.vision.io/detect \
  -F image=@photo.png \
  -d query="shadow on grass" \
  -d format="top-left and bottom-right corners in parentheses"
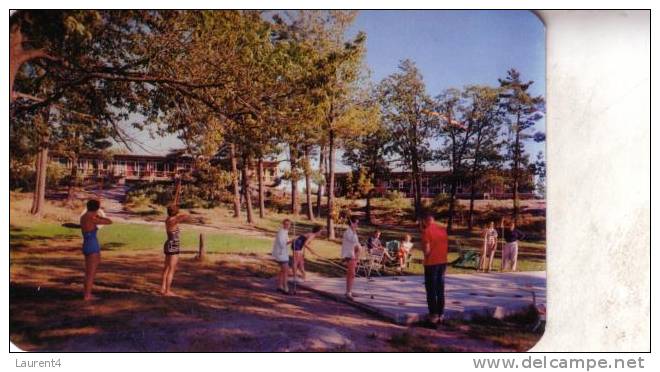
top-left (10, 250), bottom-right (413, 352)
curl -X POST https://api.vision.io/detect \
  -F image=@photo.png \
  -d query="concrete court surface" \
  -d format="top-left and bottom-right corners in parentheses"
top-left (294, 271), bottom-right (546, 325)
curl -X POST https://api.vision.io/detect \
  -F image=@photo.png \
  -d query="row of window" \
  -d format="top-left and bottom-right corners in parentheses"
top-left (50, 157), bottom-right (278, 180)
top-left (50, 157), bottom-right (192, 176)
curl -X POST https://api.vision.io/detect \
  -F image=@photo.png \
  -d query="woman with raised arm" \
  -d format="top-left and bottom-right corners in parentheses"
top-left (80, 199), bottom-right (113, 301)
top-left (161, 178), bottom-right (188, 296)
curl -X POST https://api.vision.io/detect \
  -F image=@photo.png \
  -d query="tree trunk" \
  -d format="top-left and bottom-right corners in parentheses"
top-left (257, 157), bottom-right (265, 219)
top-left (316, 145), bottom-right (325, 218)
top-left (67, 155), bottom-right (78, 201)
top-left (467, 130), bottom-right (484, 231)
top-left (446, 179), bottom-right (458, 233)
top-left (365, 191), bottom-right (372, 224)
top-left (303, 147), bottom-right (314, 221)
top-left (230, 143), bottom-right (241, 218)
top-left (242, 159), bottom-right (254, 224)
top-left (31, 146), bottom-right (48, 215)
top-left (326, 131), bottom-right (336, 239)
top-left (512, 113), bottom-right (521, 225)
top-left (467, 175), bottom-right (478, 231)
top-left (30, 108), bottom-right (50, 215)
top-left (411, 156), bottom-right (423, 219)
top-left (289, 145), bottom-right (299, 216)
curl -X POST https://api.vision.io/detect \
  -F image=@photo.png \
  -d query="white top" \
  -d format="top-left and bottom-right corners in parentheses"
top-left (271, 228), bottom-right (289, 262)
top-left (401, 241), bottom-right (413, 252)
top-left (341, 228), bottom-right (360, 259)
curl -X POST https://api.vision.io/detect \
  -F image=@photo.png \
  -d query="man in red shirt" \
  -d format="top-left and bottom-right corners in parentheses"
top-left (419, 212), bottom-right (449, 324)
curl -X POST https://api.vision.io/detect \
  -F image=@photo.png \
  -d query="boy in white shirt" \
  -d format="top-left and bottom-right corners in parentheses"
top-left (341, 217), bottom-right (362, 300)
top-left (272, 219), bottom-right (292, 294)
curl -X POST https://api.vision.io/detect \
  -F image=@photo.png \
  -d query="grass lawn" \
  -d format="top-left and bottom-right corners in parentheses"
top-left (10, 191), bottom-right (545, 276)
top-left (10, 219), bottom-right (545, 277)
top-left (10, 222), bottom-right (274, 254)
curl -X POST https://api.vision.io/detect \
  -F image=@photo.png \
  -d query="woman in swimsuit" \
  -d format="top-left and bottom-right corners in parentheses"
top-left (80, 199), bottom-right (113, 301)
top-left (161, 205), bottom-right (188, 296)
top-left (291, 225), bottom-right (322, 282)
top-left (479, 221), bottom-right (499, 272)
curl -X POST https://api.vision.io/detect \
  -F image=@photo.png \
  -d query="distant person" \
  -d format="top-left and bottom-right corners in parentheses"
top-left (368, 230), bottom-right (394, 264)
top-left (291, 225), bottom-right (322, 283)
top-left (397, 233), bottom-right (413, 272)
top-left (80, 199), bottom-right (113, 301)
top-left (502, 221), bottom-right (525, 271)
top-left (479, 221), bottom-right (499, 272)
top-left (341, 217), bottom-right (362, 300)
top-left (161, 205), bottom-right (188, 296)
top-left (419, 212), bottom-right (448, 324)
top-left (367, 230), bottom-right (383, 252)
top-left (271, 219), bottom-right (292, 294)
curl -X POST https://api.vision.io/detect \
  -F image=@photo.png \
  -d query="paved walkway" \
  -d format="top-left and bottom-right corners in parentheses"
top-left (295, 271), bottom-right (546, 325)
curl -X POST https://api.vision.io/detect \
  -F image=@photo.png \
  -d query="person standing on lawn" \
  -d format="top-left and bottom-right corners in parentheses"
top-left (479, 221), bottom-right (499, 272)
top-left (341, 217), bottom-right (362, 300)
top-left (419, 212), bottom-right (448, 324)
top-left (80, 199), bottom-right (113, 301)
top-left (161, 205), bottom-right (189, 296)
top-left (291, 225), bottom-right (322, 283)
top-left (272, 219), bottom-right (292, 294)
top-left (501, 221), bottom-right (525, 271)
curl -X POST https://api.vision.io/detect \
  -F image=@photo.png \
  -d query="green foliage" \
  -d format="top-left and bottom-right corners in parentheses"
top-left (330, 198), bottom-right (356, 224)
top-left (46, 163), bottom-right (68, 189)
top-left (9, 159), bottom-right (34, 191)
top-left (127, 163), bottom-right (232, 210)
top-left (375, 191), bottom-right (410, 214)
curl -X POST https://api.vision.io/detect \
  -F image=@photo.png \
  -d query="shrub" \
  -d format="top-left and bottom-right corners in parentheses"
top-left (379, 191), bottom-right (410, 213)
top-left (330, 198), bottom-right (358, 224)
top-left (268, 192), bottom-right (289, 213)
top-left (45, 163), bottom-right (68, 188)
top-left (9, 160), bottom-right (34, 191)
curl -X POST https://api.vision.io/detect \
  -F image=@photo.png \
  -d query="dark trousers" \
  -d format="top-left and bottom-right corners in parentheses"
top-left (424, 263), bottom-right (447, 316)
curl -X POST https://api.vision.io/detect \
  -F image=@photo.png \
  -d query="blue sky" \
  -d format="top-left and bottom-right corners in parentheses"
top-left (120, 10), bottom-right (545, 164)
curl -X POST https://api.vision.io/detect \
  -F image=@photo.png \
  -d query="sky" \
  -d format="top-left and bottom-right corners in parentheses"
top-left (118, 10), bottom-right (546, 169)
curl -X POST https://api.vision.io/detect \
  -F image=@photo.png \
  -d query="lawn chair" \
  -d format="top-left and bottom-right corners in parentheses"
top-left (385, 240), bottom-right (400, 259)
top-left (451, 239), bottom-right (481, 269)
top-left (356, 245), bottom-right (386, 279)
top-left (384, 240), bottom-right (410, 269)
top-left (356, 243), bottom-right (370, 278)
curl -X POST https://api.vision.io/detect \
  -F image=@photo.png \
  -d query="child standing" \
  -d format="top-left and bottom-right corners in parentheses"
top-left (398, 233), bottom-right (413, 272)
top-left (291, 225), bottom-right (322, 283)
top-left (341, 217), bottom-right (362, 300)
top-left (272, 219), bottom-right (292, 294)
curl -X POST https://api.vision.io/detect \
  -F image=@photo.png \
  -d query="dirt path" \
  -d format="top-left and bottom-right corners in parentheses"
top-left (69, 185), bottom-right (271, 238)
top-left (10, 242), bottom-right (516, 352)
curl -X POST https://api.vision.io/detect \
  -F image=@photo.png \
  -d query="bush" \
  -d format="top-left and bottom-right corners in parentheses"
top-left (9, 160), bottom-right (69, 191)
top-left (125, 182), bottom-right (173, 208)
top-left (9, 160), bottom-right (34, 191)
top-left (46, 163), bottom-right (69, 189)
top-left (379, 191), bottom-right (410, 213)
top-left (330, 198), bottom-right (358, 224)
top-left (268, 192), bottom-right (289, 213)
